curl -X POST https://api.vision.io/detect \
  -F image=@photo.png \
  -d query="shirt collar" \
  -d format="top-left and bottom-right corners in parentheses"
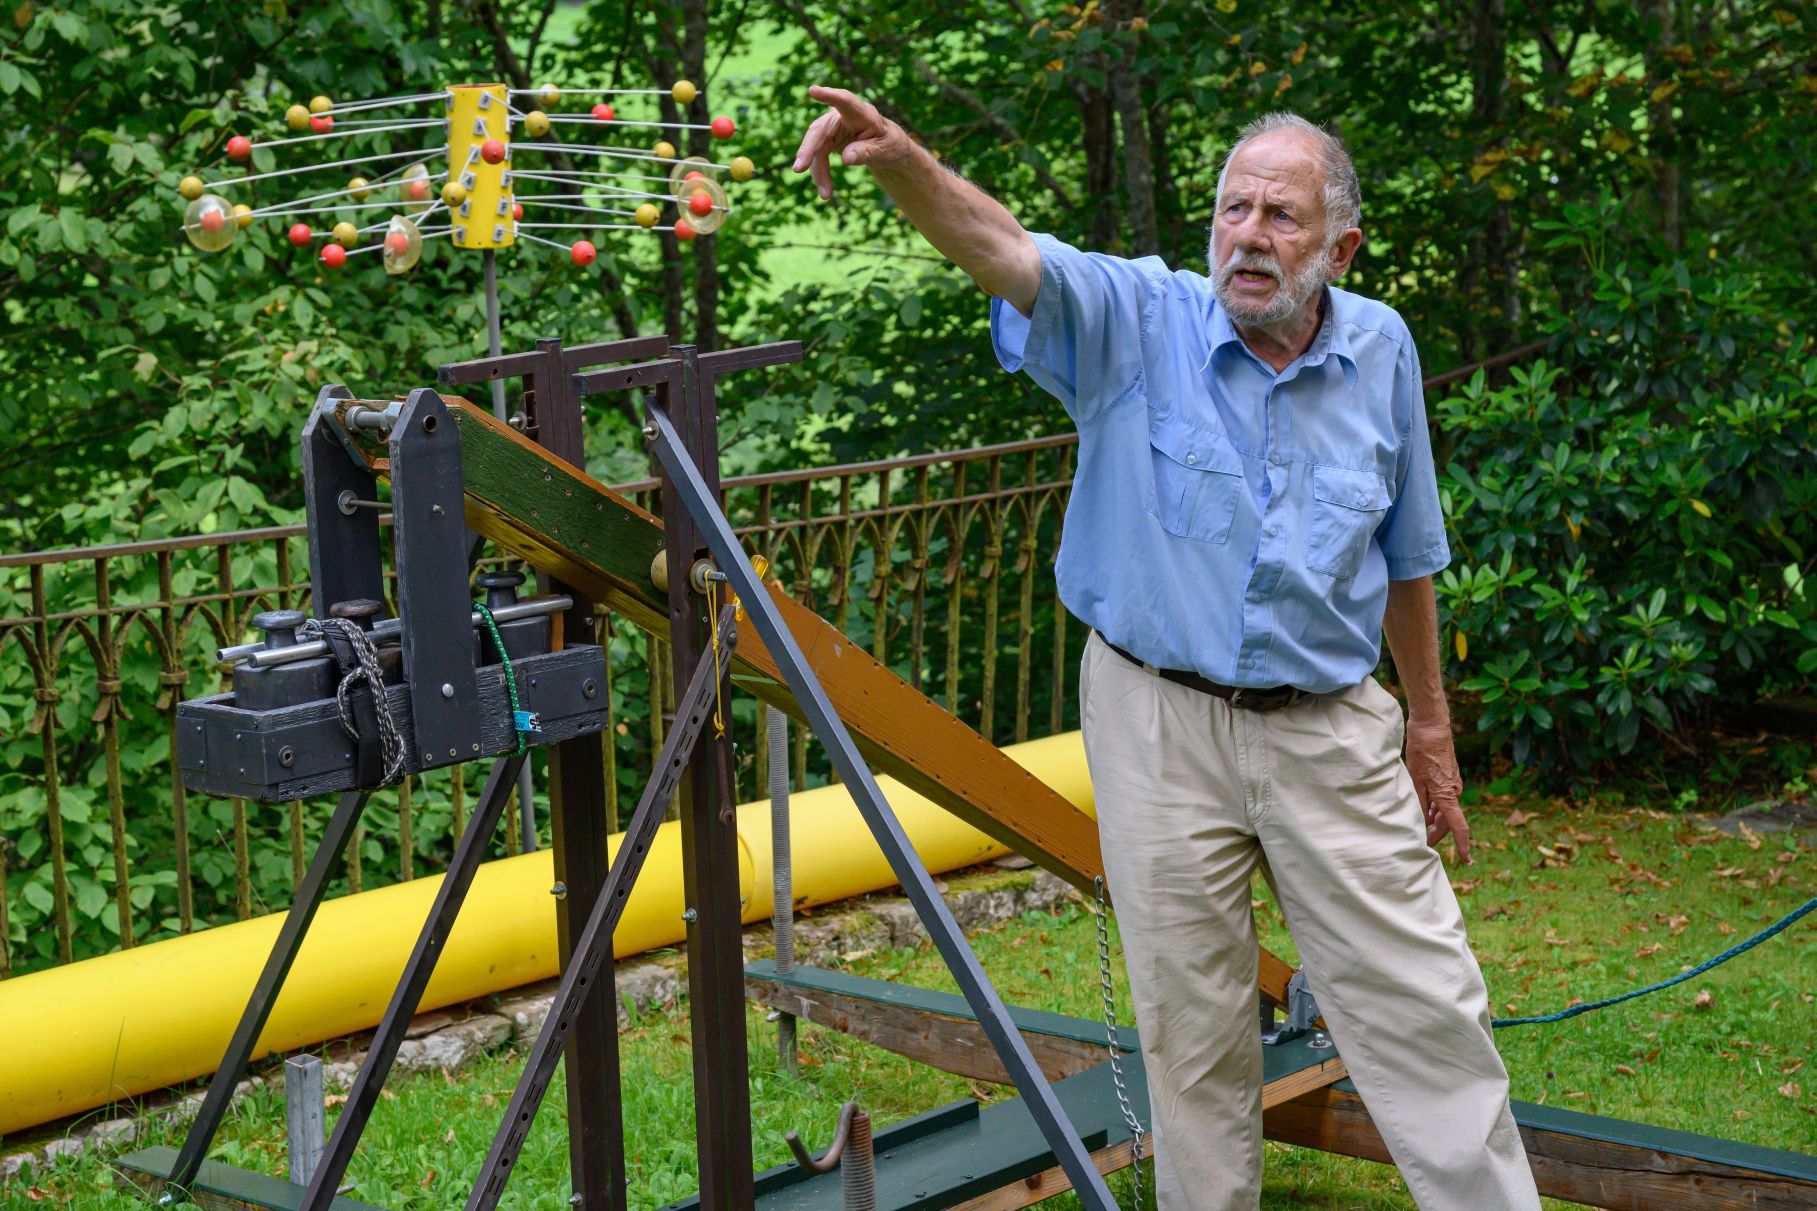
top-left (1202, 288), bottom-right (1359, 389)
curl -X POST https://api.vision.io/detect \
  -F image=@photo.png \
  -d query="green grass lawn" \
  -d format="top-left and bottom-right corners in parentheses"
top-left (10, 794), bottom-right (1813, 1209)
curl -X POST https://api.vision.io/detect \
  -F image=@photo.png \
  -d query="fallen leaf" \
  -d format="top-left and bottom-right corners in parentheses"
top-left (1506, 810), bottom-right (1533, 829)
top-left (1657, 913), bottom-right (1690, 934)
top-left (1778, 1081), bottom-right (1802, 1100)
top-left (1739, 822), bottom-right (1763, 850)
top-left (325, 1093), bottom-right (348, 1107)
top-left (1636, 943), bottom-right (1664, 957)
top-left (1718, 922), bottom-right (1736, 935)
top-left (1616, 1064), bottom-right (1637, 1076)
top-left (1565, 1090), bottom-right (1590, 1100)
top-left (421, 1169), bottom-right (438, 1188)
top-left (1694, 989), bottom-right (1715, 1010)
top-left (1483, 904), bottom-right (1512, 920)
top-left (1784, 1059), bottom-right (1806, 1075)
top-left (1452, 878), bottom-right (1482, 894)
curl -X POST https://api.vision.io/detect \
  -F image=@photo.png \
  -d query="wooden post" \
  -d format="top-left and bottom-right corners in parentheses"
top-left (657, 346), bottom-right (755, 1209)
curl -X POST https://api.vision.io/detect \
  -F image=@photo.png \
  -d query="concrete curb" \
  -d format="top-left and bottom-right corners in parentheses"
top-left (0, 865), bottom-right (1072, 1183)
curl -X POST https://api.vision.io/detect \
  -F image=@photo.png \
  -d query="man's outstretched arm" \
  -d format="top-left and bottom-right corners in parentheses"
top-left (792, 85), bottom-right (1042, 316)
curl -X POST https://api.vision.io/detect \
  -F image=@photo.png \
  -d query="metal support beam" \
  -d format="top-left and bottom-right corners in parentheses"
top-left (298, 755), bottom-right (524, 1210)
top-left (465, 609), bottom-right (738, 1210)
top-left (165, 789), bottom-right (372, 1196)
top-left (645, 403), bottom-right (1118, 1211)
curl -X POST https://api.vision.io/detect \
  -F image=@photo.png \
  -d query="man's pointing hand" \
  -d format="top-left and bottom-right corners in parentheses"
top-left (792, 86), bottom-right (914, 201)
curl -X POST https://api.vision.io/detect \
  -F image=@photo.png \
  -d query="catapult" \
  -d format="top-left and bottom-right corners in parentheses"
top-left (113, 70), bottom-right (1817, 1211)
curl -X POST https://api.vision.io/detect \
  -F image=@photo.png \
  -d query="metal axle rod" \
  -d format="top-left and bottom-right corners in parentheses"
top-left (216, 594), bottom-right (572, 666)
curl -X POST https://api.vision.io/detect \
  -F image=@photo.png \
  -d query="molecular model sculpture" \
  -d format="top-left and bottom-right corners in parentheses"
top-left (177, 81), bottom-right (752, 272)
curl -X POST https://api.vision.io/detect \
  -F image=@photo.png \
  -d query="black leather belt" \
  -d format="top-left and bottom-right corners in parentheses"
top-left (1103, 640), bottom-right (1313, 713)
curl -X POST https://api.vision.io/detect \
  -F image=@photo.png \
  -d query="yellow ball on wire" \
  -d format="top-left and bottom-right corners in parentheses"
top-left (178, 175), bottom-right (205, 200)
top-left (232, 203), bottom-right (254, 229)
top-left (347, 176), bottom-right (371, 202)
top-left (441, 180), bottom-right (468, 208)
top-left (332, 221), bottom-right (359, 246)
top-left (729, 156), bottom-right (755, 182)
top-left (524, 110), bottom-right (550, 138)
top-left (308, 94), bottom-right (333, 115)
top-left (671, 79), bottom-right (697, 105)
top-left (285, 104), bottom-right (311, 132)
top-left (634, 203), bottom-right (660, 228)
top-left (652, 140), bottom-right (676, 160)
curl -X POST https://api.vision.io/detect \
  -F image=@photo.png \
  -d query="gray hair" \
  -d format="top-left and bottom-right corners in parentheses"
top-left (1215, 113), bottom-right (1362, 239)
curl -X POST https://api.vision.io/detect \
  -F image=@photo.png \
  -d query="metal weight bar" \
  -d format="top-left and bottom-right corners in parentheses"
top-left (298, 755), bottom-right (526, 1210)
top-left (217, 595), bottom-right (573, 666)
top-left (644, 403), bottom-right (1119, 1211)
top-left (163, 789), bottom-right (373, 1198)
top-left (464, 608), bottom-right (737, 1211)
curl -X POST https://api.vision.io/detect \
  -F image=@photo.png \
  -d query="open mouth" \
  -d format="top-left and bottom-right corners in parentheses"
top-left (1232, 269), bottom-right (1277, 289)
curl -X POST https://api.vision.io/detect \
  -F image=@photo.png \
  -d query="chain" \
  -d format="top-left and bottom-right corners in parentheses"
top-left (301, 616), bottom-right (405, 783)
top-left (1095, 875), bottom-right (1147, 1209)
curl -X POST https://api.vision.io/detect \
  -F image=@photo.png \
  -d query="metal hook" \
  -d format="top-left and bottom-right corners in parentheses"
top-left (785, 1100), bottom-right (861, 1174)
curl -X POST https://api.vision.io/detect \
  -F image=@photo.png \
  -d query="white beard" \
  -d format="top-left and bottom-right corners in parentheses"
top-left (1207, 236), bottom-right (1335, 329)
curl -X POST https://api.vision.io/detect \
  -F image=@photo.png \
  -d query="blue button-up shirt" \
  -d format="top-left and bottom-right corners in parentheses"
top-left (991, 233), bottom-right (1449, 694)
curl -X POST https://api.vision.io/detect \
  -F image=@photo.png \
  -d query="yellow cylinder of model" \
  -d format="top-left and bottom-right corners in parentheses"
top-left (445, 83), bottom-right (514, 250)
top-left (0, 816), bottom-right (750, 1137)
top-left (0, 733), bottom-right (1092, 1137)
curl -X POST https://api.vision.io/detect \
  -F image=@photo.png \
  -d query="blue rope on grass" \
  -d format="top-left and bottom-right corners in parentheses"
top-left (1491, 893), bottom-right (1817, 1028)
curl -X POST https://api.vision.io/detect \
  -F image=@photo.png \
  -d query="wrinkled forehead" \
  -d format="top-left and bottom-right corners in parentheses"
top-left (1218, 130), bottom-right (1326, 213)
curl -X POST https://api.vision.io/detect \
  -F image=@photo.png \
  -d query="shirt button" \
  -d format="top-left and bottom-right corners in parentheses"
top-left (1186, 453), bottom-right (1197, 465)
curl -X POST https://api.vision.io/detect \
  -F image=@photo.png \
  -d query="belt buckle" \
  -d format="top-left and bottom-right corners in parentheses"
top-left (1228, 687), bottom-right (1248, 710)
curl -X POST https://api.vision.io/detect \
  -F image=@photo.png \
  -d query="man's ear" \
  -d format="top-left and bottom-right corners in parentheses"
top-left (1327, 227), bottom-right (1363, 278)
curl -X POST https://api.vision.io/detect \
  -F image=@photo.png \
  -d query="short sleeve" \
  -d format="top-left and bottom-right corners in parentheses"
top-left (1375, 336), bottom-right (1451, 580)
top-left (990, 233), bottom-right (1159, 426)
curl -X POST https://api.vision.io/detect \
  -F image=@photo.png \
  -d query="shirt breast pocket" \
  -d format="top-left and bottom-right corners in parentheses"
top-left (1145, 418), bottom-right (1245, 545)
top-left (1307, 464), bottom-right (1390, 578)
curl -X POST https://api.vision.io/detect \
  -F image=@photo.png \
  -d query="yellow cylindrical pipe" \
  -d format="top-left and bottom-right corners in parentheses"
top-left (0, 733), bottom-right (1093, 1138)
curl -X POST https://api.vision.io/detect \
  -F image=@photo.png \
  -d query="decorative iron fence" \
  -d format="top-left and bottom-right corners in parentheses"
top-left (0, 435), bottom-right (1081, 979)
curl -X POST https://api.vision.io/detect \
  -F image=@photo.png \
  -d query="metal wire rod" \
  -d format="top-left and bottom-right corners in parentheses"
top-left (248, 119), bottom-right (446, 152)
top-left (204, 146), bottom-right (444, 190)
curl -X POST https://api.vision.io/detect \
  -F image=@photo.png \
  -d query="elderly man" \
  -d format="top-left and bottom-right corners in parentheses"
top-left (792, 88), bottom-right (1539, 1210)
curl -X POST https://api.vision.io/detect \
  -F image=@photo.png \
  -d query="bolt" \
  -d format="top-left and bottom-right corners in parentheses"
top-left (1309, 1031), bottom-right (1332, 1050)
top-left (432, 503), bottom-right (446, 515)
top-left (279, 746), bottom-right (296, 768)
top-left (550, 882), bottom-right (567, 899)
top-left (681, 907), bottom-right (698, 923)
top-left (448, 747), bottom-right (457, 757)
top-left (441, 682), bottom-right (455, 698)
top-left (641, 424), bottom-right (657, 440)
top-left (582, 678), bottom-right (597, 699)
top-left (570, 1196), bottom-right (584, 1207)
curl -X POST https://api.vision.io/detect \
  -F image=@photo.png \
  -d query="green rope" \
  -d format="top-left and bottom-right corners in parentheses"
top-left (474, 601), bottom-right (531, 756)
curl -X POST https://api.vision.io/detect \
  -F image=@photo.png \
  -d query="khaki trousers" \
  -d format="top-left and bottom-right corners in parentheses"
top-left (1080, 632), bottom-right (1539, 1211)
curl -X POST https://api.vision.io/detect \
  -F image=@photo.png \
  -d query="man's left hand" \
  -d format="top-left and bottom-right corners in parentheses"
top-left (1406, 716), bottom-right (1470, 864)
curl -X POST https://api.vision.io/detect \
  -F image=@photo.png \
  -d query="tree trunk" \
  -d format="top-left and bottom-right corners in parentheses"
top-left (1146, 83), bottom-right (1177, 261)
top-left (1105, 2), bottom-right (1158, 255)
top-left (680, 0), bottom-right (718, 350)
top-left (1072, 77), bottom-right (1119, 250)
top-left (1462, 0), bottom-right (1518, 361)
top-left (1644, 0), bottom-right (1682, 252)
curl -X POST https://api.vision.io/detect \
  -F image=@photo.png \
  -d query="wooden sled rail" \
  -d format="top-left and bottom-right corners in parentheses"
top-left (343, 393), bottom-right (1305, 1007)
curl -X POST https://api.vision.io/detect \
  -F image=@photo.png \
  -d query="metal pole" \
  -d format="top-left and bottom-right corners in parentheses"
top-left (285, 1055), bottom-right (324, 1187)
top-left (484, 248), bottom-right (538, 854)
top-left (768, 705), bottom-right (798, 1077)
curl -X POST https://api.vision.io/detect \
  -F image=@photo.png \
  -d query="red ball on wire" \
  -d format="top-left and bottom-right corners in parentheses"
top-left (683, 170), bottom-right (706, 182)
top-left (320, 243), bottom-right (347, 269)
top-left (710, 116), bottom-right (735, 139)
top-left (310, 114), bottom-right (334, 134)
top-left (570, 239), bottom-right (597, 267)
top-left (512, 201), bottom-right (524, 220)
top-left (226, 135), bottom-right (252, 162)
top-left (688, 190), bottom-right (714, 217)
top-left (384, 230), bottom-right (411, 256)
top-left (480, 138), bottom-right (506, 164)
top-left (674, 219), bottom-right (697, 242)
top-left (591, 102), bottom-right (615, 122)
top-left (288, 223), bottom-right (313, 247)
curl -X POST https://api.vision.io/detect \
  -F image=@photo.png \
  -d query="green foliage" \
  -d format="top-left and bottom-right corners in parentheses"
top-left (1436, 197), bottom-right (1817, 767)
